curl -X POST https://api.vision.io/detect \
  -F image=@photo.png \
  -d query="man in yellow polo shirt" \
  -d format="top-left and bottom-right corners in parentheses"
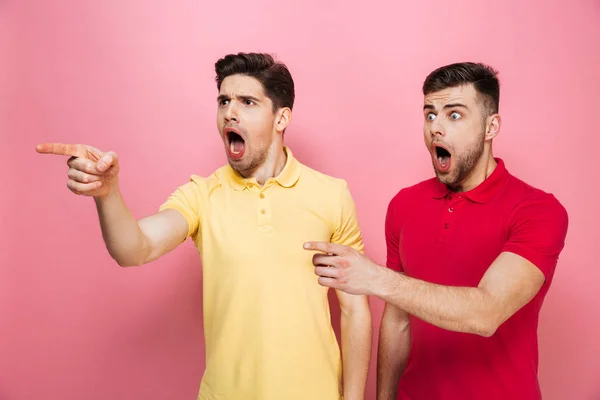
top-left (36, 52), bottom-right (372, 400)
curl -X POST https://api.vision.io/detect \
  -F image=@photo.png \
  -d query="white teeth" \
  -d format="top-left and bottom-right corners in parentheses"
top-left (438, 156), bottom-right (450, 167)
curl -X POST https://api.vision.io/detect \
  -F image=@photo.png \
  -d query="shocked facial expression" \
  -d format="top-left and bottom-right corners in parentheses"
top-left (423, 84), bottom-right (491, 188)
top-left (216, 75), bottom-right (280, 174)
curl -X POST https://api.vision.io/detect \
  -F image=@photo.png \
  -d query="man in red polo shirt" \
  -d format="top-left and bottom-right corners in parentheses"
top-left (304, 62), bottom-right (569, 399)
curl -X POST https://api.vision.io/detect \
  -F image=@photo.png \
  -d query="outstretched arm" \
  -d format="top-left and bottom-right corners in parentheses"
top-left (37, 142), bottom-right (190, 266)
top-left (95, 194), bottom-right (188, 266)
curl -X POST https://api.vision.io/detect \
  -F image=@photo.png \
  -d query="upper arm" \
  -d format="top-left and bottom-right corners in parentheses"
top-left (478, 252), bottom-right (545, 325)
top-left (331, 182), bottom-right (370, 314)
top-left (330, 182), bottom-right (364, 253)
top-left (478, 195), bottom-right (569, 324)
top-left (141, 177), bottom-right (205, 263)
top-left (158, 178), bottom-right (204, 239)
top-left (138, 209), bottom-right (191, 263)
top-left (501, 194), bottom-right (569, 281)
top-left (385, 197), bottom-right (403, 272)
top-left (380, 197), bottom-right (410, 325)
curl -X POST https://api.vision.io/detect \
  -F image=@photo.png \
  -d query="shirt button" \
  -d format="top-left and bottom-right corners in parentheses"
top-left (444, 223), bottom-right (450, 229)
top-left (448, 207), bottom-right (454, 212)
top-left (260, 209), bottom-right (266, 214)
top-left (260, 193), bottom-right (265, 199)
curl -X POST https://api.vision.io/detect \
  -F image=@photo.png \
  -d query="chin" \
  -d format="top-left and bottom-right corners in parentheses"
top-left (228, 157), bottom-right (258, 175)
top-left (435, 169), bottom-right (455, 186)
top-left (227, 158), bottom-right (245, 170)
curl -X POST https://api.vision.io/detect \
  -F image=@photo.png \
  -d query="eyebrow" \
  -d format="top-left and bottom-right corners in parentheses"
top-left (217, 94), bottom-right (261, 103)
top-left (423, 103), bottom-right (469, 111)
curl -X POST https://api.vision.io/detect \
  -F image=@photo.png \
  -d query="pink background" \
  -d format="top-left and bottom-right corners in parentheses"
top-left (2, 1), bottom-right (599, 399)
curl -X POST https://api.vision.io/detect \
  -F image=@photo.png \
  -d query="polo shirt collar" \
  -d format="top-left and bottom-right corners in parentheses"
top-left (225, 146), bottom-right (301, 190)
top-left (432, 158), bottom-right (508, 203)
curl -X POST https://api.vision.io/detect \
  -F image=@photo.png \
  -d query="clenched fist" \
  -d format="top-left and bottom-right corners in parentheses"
top-left (36, 143), bottom-right (120, 198)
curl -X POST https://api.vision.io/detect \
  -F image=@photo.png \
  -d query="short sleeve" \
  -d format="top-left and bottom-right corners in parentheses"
top-left (330, 182), bottom-right (364, 254)
top-left (385, 196), bottom-right (403, 272)
top-left (502, 194), bottom-right (569, 281)
top-left (158, 176), bottom-right (205, 240)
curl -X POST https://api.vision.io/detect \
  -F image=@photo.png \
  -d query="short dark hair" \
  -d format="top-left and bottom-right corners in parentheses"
top-left (215, 52), bottom-right (295, 113)
top-left (422, 62), bottom-right (500, 115)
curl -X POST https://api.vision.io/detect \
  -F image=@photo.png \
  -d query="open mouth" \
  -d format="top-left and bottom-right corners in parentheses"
top-left (225, 129), bottom-right (245, 158)
top-left (434, 144), bottom-right (451, 170)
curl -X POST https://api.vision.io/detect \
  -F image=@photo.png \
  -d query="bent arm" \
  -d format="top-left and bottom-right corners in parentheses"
top-left (95, 190), bottom-right (189, 267)
top-left (375, 252), bottom-right (545, 337)
top-left (374, 195), bottom-right (568, 337)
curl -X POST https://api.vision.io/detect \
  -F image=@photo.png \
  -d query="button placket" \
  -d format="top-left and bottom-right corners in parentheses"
top-left (438, 195), bottom-right (463, 242)
top-left (257, 187), bottom-right (271, 229)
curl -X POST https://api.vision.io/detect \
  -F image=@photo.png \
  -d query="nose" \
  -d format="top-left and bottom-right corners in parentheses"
top-left (224, 102), bottom-right (238, 123)
top-left (429, 116), bottom-right (445, 137)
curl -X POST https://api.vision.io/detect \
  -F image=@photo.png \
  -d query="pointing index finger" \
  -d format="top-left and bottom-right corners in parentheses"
top-left (36, 143), bottom-right (88, 158)
top-left (304, 241), bottom-right (345, 255)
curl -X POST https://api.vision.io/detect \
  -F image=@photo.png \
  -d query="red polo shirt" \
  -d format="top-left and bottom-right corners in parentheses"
top-left (384, 158), bottom-right (568, 400)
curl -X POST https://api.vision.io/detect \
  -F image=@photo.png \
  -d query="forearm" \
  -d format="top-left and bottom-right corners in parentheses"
top-left (94, 186), bottom-right (150, 266)
top-left (376, 269), bottom-right (498, 337)
top-left (340, 303), bottom-right (372, 400)
top-left (376, 311), bottom-right (410, 400)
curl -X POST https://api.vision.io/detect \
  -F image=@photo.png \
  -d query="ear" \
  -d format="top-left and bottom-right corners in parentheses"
top-left (485, 113), bottom-right (501, 141)
top-left (275, 107), bottom-right (292, 133)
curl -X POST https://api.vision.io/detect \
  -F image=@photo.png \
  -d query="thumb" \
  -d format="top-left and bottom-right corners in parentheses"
top-left (96, 151), bottom-right (118, 172)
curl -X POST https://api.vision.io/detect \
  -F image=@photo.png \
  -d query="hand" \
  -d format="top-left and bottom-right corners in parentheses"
top-left (36, 143), bottom-right (120, 198)
top-left (303, 241), bottom-right (388, 296)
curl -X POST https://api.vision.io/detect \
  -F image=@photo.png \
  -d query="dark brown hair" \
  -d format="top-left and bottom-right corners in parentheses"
top-left (423, 62), bottom-right (500, 115)
top-left (215, 52), bottom-right (295, 113)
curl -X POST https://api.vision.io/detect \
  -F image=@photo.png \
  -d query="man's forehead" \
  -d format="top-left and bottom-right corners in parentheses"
top-left (424, 84), bottom-right (476, 105)
top-left (219, 75), bottom-right (265, 96)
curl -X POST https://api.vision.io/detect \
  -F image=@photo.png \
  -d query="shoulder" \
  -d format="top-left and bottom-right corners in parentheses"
top-left (297, 162), bottom-right (351, 194)
top-left (384, 177), bottom-right (439, 232)
top-left (186, 166), bottom-right (228, 195)
top-left (501, 174), bottom-right (569, 253)
top-left (163, 167), bottom-right (226, 204)
top-left (295, 163), bottom-right (362, 228)
top-left (388, 177), bottom-right (439, 210)
top-left (505, 173), bottom-right (568, 225)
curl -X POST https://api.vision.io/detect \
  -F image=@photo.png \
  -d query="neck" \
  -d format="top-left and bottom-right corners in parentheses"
top-left (451, 149), bottom-right (497, 193)
top-left (247, 140), bottom-right (288, 186)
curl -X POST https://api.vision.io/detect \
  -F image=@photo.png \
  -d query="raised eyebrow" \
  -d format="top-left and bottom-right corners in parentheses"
top-left (444, 103), bottom-right (468, 110)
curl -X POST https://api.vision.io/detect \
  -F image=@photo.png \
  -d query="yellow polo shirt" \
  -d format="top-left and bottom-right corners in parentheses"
top-left (159, 147), bottom-right (364, 400)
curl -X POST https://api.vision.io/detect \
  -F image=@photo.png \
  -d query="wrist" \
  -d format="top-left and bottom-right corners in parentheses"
top-left (94, 182), bottom-right (121, 203)
top-left (373, 266), bottom-right (403, 300)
